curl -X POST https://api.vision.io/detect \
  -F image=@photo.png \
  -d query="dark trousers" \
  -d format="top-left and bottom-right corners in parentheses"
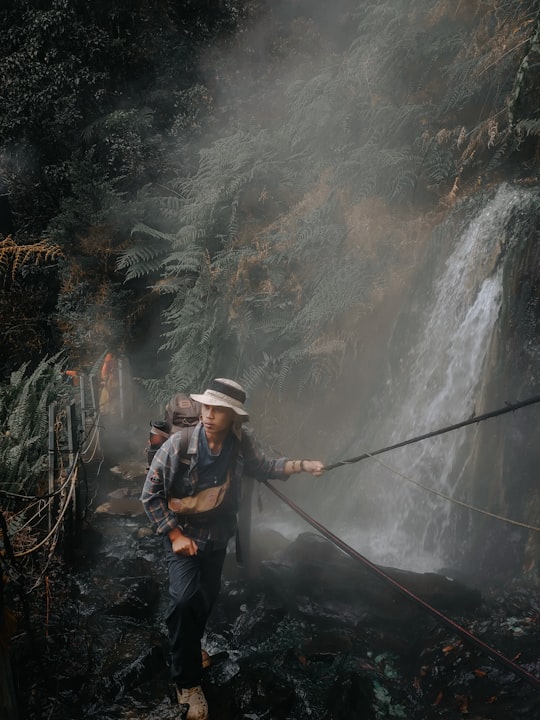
top-left (164, 537), bottom-right (227, 688)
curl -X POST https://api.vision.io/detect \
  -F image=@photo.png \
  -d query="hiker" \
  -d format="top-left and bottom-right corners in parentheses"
top-left (98, 351), bottom-right (119, 415)
top-left (141, 378), bottom-right (325, 720)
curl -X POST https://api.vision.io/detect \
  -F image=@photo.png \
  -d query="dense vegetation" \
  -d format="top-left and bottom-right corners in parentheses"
top-left (1, 0), bottom-right (537, 391)
top-left (1, 5), bottom-right (539, 717)
top-left (0, 0), bottom-right (539, 490)
top-left (0, 0), bottom-right (259, 375)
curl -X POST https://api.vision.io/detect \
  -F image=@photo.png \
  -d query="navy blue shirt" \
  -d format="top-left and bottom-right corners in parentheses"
top-left (196, 430), bottom-right (234, 490)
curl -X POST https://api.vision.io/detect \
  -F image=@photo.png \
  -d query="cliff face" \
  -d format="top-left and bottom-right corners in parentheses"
top-left (458, 190), bottom-right (540, 582)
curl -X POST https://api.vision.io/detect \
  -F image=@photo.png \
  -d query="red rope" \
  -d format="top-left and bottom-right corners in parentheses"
top-left (263, 479), bottom-right (540, 692)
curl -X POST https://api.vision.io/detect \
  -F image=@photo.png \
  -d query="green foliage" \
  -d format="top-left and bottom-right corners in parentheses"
top-left (0, 356), bottom-right (68, 498)
top-left (1, 0), bottom-right (538, 400)
top-left (120, 0), bottom-right (540, 400)
top-left (0, 0), bottom-right (262, 375)
top-left (126, 138), bottom-right (376, 399)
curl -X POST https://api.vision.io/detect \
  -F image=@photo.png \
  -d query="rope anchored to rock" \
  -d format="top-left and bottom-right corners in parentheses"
top-left (262, 479), bottom-right (540, 692)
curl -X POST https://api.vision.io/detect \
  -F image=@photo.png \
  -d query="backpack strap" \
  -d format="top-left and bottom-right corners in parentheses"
top-left (177, 425), bottom-right (196, 465)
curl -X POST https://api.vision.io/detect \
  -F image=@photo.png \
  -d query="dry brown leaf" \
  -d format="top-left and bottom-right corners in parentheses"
top-left (442, 643), bottom-right (458, 654)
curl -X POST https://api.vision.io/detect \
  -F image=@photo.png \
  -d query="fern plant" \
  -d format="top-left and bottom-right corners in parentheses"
top-left (0, 236), bottom-right (64, 285)
top-left (0, 356), bottom-right (69, 499)
top-left (120, 0), bottom-right (539, 405)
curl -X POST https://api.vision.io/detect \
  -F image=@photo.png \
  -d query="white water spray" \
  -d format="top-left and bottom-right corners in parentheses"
top-left (255, 185), bottom-right (532, 572)
top-left (337, 185), bottom-right (532, 571)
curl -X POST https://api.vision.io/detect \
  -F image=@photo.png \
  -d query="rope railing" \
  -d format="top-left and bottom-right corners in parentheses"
top-left (324, 394), bottom-right (540, 471)
top-left (322, 394), bottom-right (540, 532)
top-left (262, 479), bottom-right (540, 692)
top-left (1, 389), bottom-right (97, 570)
top-left (364, 451), bottom-right (540, 532)
top-left (14, 464), bottom-right (79, 559)
top-left (0, 460), bottom-right (79, 502)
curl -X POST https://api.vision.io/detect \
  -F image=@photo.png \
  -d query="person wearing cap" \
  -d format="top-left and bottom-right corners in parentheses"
top-left (141, 378), bottom-right (325, 720)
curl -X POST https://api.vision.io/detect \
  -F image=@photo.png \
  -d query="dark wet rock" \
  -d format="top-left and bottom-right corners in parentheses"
top-left (136, 525), bottom-right (154, 539)
top-left (437, 565), bottom-right (483, 588)
top-left (204, 632), bottom-right (379, 720)
top-left (207, 661), bottom-right (297, 720)
top-left (74, 555), bottom-right (161, 620)
top-left (231, 595), bottom-right (288, 644)
top-left (109, 460), bottom-right (148, 480)
top-left (325, 670), bottom-right (376, 720)
top-left (106, 576), bottom-right (160, 619)
top-left (95, 485), bottom-right (145, 516)
top-left (261, 532), bottom-right (482, 619)
top-left (250, 527), bottom-right (292, 564)
top-left (301, 630), bottom-right (353, 659)
top-left (11, 482), bottom-right (539, 720)
top-left (107, 486), bottom-right (139, 499)
top-left (0, 644), bottom-right (17, 720)
top-left (99, 631), bottom-right (168, 699)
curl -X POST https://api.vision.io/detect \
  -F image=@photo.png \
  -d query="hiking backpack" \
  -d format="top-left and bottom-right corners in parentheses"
top-left (146, 393), bottom-right (201, 467)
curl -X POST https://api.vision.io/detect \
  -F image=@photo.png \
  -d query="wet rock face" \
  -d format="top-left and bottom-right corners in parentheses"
top-left (260, 532), bottom-right (482, 618)
top-left (11, 472), bottom-right (540, 720)
top-left (94, 488), bottom-right (146, 517)
top-left (74, 554), bottom-right (161, 619)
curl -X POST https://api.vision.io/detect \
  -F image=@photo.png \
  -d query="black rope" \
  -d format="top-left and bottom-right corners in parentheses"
top-left (325, 395), bottom-right (540, 472)
top-left (0, 451), bottom-right (81, 501)
top-left (263, 479), bottom-right (540, 692)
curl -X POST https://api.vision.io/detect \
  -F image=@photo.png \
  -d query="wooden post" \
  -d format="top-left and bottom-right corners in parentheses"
top-left (66, 401), bottom-right (78, 524)
top-left (48, 403), bottom-right (56, 533)
top-left (66, 401), bottom-right (77, 467)
top-left (79, 373), bottom-right (87, 438)
top-left (88, 372), bottom-right (97, 417)
top-left (63, 402), bottom-right (81, 555)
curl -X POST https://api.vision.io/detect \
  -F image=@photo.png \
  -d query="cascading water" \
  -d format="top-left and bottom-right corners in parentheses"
top-left (257, 184), bottom-right (538, 575)
top-left (331, 184), bottom-right (536, 572)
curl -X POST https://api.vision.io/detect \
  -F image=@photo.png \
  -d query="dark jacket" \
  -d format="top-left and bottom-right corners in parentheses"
top-left (141, 422), bottom-right (289, 545)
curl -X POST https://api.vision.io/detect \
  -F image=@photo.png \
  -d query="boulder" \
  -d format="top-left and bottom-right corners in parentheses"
top-left (261, 532), bottom-right (482, 619)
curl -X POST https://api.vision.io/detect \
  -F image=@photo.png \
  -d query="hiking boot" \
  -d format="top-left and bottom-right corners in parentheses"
top-left (176, 685), bottom-right (208, 720)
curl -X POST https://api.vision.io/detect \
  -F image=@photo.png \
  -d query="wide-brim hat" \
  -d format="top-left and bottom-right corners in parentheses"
top-left (191, 378), bottom-right (249, 421)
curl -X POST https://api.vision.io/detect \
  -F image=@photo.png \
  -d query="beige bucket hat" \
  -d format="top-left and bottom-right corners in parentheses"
top-left (190, 378), bottom-right (249, 421)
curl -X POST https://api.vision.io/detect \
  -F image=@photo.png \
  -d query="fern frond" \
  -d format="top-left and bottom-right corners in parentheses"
top-left (515, 119), bottom-right (540, 137)
top-left (0, 356), bottom-right (67, 497)
top-left (116, 229), bottom-right (172, 279)
top-left (117, 242), bottom-right (168, 269)
top-left (0, 236), bottom-right (64, 282)
top-left (130, 223), bottom-right (177, 243)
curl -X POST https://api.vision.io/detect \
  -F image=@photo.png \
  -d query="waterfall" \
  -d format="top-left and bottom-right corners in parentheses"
top-left (255, 184), bottom-right (537, 574)
top-left (335, 184), bottom-right (533, 571)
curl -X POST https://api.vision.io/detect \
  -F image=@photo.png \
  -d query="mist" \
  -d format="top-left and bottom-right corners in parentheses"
top-left (115, 1), bottom-right (540, 581)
